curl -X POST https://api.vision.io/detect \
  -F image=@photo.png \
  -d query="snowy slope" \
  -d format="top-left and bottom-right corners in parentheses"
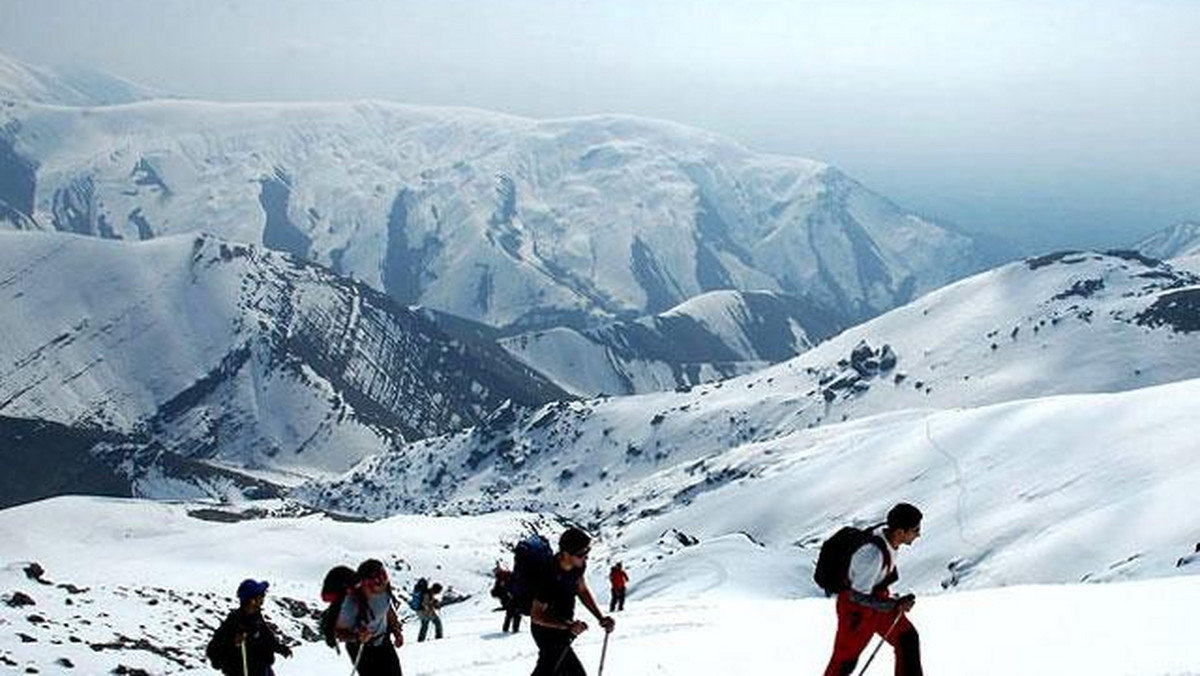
top-left (295, 250), bottom-right (1200, 519)
top-left (0, 97), bottom-right (995, 332)
top-left (1134, 220), bottom-right (1200, 260)
top-left (2, 439), bottom-right (1200, 676)
top-left (0, 53), bottom-right (158, 107)
top-left (500, 290), bottom-right (845, 396)
top-left (0, 231), bottom-right (566, 501)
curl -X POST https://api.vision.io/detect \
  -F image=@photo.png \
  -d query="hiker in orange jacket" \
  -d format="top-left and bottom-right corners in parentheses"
top-left (608, 562), bottom-right (629, 612)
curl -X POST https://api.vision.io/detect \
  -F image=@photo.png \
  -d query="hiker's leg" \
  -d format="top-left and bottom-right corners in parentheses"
top-left (617, 589), bottom-right (626, 611)
top-left (609, 592), bottom-right (616, 613)
top-left (882, 616), bottom-right (921, 676)
top-left (434, 614), bottom-right (443, 639)
top-left (531, 626), bottom-right (572, 676)
top-left (823, 593), bottom-right (875, 676)
top-left (557, 645), bottom-right (586, 676)
top-left (359, 643), bottom-right (403, 676)
top-left (418, 617), bottom-right (429, 642)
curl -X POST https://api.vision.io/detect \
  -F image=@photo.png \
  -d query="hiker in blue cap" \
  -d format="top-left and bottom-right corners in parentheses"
top-left (206, 578), bottom-right (293, 676)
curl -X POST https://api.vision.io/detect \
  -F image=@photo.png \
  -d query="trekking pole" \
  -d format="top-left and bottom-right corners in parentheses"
top-left (240, 641), bottom-right (249, 676)
top-left (856, 610), bottom-right (904, 676)
top-left (349, 640), bottom-right (365, 676)
top-left (597, 630), bottom-right (611, 676)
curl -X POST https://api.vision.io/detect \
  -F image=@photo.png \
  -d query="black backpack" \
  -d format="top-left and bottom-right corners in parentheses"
top-left (408, 577), bottom-right (428, 612)
top-left (318, 565), bottom-right (358, 649)
top-left (813, 525), bottom-right (889, 596)
top-left (508, 533), bottom-right (554, 615)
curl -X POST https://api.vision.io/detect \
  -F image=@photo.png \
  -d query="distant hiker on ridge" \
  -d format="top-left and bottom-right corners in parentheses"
top-left (417, 582), bottom-right (444, 641)
top-left (492, 563), bottom-right (521, 633)
top-left (529, 527), bottom-right (615, 676)
top-left (205, 578), bottom-right (292, 676)
top-left (335, 559), bottom-right (404, 676)
top-left (608, 562), bottom-right (629, 612)
top-left (818, 503), bottom-right (924, 676)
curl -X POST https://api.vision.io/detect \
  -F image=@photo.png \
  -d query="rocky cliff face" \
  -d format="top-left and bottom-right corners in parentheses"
top-left (0, 232), bottom-right (567, 501)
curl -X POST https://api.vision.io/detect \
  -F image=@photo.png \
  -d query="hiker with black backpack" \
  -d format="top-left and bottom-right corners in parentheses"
top-left (526, 527), bottom-right (615, 676)
top-left (334, 559), bottom-right (404, 676)
top-left (205, 578), bottom-right (292, 676)
top-left (817, 503), bottom-right (924, 676)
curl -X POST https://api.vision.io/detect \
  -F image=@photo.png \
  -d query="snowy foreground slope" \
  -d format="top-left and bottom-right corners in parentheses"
top-left (0, 96), bottom-right (994, 331)
top-left (0, 231), bottom-right (565, 501)
top-left (2, 479), bottom-right (1198, 676)
top-left (297, 250), bottom-right (1200, 517)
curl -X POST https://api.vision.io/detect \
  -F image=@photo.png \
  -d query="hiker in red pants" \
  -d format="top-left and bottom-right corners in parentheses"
top-left (823, 503), bottom-right (924, 676)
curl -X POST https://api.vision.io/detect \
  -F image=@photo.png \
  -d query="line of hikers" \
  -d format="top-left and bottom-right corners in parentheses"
top-left (205, 502), bottom-right (924, 676)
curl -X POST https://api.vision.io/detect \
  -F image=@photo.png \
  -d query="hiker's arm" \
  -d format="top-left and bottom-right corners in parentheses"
top-left (847, 589), bottom-right (903, 612)
top-left (845, 546), bottom-right (902, 612)
top-left (577, 579), bottom-right (615, 631)
top-left (388, 606), bottom-right (404, 646)
top-left (531, 599), bottom-right (586, 635)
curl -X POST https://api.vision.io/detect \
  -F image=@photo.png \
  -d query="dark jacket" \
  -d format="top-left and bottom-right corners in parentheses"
top-left (206, 608), bottom-right (288, 676)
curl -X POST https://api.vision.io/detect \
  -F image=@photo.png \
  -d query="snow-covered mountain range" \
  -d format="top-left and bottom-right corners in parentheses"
top-left (295, 249), bottom-right (1200, 519)
top-left (0, 231), bottom-right (566, 505)
top-left (1135, 220), bottom-right (1200, 260)
top-left (500, 289), bottom-right (846, 396)
top-left (0, 53), bottom-right (158, 107)
top-left (0, 95), bottom-right (998, 335)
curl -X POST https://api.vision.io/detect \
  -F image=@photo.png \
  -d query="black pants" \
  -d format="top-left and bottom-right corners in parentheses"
top-left (504, 606), bottom-right (523, 632)
top-left (531, 625), bottom-right (585, 676)
top-left (609, 588), bottom-right (626, 612)
top-left (346, 641), bottom-right (402, 676)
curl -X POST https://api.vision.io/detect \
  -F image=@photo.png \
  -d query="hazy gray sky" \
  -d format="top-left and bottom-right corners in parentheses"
top-left (3, 0), bottom-right (1198, 252)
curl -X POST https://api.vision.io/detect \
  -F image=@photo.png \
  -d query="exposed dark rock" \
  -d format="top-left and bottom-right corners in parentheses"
top-left (1025, 250), bottom-right (1085, 270)
top-left (1134, 289), bottom-right (1200, 333)
top-left (878, 344), bottom-right (898, 372)
top-left (1053, 278), bottom-right (1105, 300)
top-left (55, 658), bottom-right (74, 668)
top-left (0, 417), bottom-right (135, 509)
top-left (5, 591), bottom-right (35, 607)
top-left (23, 563), bottom-right (46, 583)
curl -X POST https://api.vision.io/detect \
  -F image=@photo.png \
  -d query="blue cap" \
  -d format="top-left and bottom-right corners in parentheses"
top-left (237, 579), bottom-right (270, 603)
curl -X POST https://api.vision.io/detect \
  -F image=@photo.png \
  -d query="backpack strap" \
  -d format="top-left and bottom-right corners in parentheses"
top-left (867, 531), bottom-right (897, 595)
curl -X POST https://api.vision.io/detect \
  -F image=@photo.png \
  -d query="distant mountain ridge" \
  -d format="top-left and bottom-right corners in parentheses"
top-left (0, 95), bottom-right (999, 335)
top-left (500, 289), bottom-right (846, 395)
top-left (0, 231), bottom-right (567, 504)
top-left (0, 52), bottom-right (158, 106)
top-left (1135, 220), bottom-right (1200, 260)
